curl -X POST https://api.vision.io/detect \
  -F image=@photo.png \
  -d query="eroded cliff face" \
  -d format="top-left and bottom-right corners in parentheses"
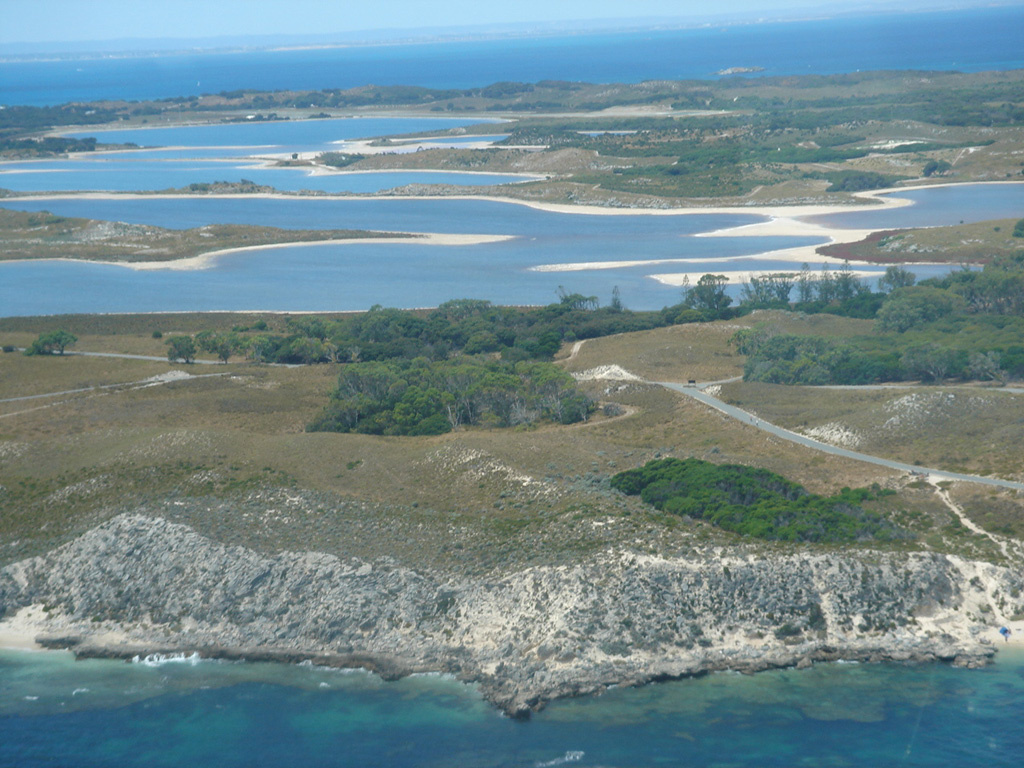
top-left (1, 515), bottom-right (1019, 716)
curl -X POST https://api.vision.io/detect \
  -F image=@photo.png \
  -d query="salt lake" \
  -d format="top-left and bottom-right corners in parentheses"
top-left (2, 180), bottom-right (1023, 316)
top-left (2, 106), bottom-right (1020, 318)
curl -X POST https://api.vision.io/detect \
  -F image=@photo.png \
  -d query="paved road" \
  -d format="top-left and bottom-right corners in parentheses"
top-left (659, 381), bottom-right (1024, 492)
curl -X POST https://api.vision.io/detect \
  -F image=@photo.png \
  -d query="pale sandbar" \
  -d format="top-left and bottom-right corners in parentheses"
top-left (112, 233), bottom-right (516, 271)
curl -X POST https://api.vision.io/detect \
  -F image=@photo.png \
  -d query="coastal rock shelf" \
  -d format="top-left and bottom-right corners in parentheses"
top-left (1, 515), bottom-right (1017, 717)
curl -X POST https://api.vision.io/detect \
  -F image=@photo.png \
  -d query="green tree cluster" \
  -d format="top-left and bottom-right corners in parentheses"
top-left (734, 255), bottom-right (1024, 385)
top-left (610, 458), bottom-right (901, 543)
top-left (682, 274), bottom-right (732, 314)
top-left (732, 328), bottom-right (900, 385)
top-left (938, 256), bottom-right (1024, 315)
top-left (177, 295), bottom-right (689, 368)
top-left (166, 336), bottom-right (196, 364)
top-left (876, 265), bottom-right (917, 294)
top-left (739, 272), bottom-right (795, 307)
top-left (922, 159), bottom-right (952, 177)
top-left (824, 171), bottom-right (898, 192)
top-left (876, 286), bottom-right (962, 332)
top-left (24, 329), bottom-right (77, 356)
top-left (308, 357), bottom-right (593, 435)
top-left (741, 262), bottom-right (879, 318)
top-left (195, 331), bottom-right (244, 363)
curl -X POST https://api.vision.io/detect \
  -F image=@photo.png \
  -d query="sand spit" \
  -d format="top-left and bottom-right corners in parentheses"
top-left (116, 233), bottom-right (515, 271)
top-left (6, 183), bottom-right (1020, 275)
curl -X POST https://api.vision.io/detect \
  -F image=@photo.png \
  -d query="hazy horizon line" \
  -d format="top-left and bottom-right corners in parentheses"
top-left (3, 3), bottom-right (1014, 59)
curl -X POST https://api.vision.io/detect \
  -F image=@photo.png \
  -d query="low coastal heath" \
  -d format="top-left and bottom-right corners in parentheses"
top-left (1, 514), bottom-right (1019, 717)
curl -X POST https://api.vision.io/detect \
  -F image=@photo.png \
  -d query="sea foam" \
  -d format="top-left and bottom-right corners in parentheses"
top-left (536, 751), bottom-right (584, 767)
top-left (131, 652), bottom-right (202, 667)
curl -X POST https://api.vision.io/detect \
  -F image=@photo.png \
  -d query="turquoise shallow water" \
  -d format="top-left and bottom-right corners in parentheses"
top-left (2, 648), bottom-right (1022, 767)
top-left (0, 196), bottom-right (813, 315)
top-left (0, 184), bottom-right (1013, 316)
top-left (0, 159), bottom-right (532, 193)
top-left (62, 117), bottom-right (503, 154)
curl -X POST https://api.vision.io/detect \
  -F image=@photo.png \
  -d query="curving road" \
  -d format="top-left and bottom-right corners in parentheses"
top-left (659, 380), bottom-right (1024, 493)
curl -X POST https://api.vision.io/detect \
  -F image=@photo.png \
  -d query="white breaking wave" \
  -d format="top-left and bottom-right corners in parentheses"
top-left (536, 751), bottom-right (585, 767)
top-left (131, 652), bottom-right (202, 667)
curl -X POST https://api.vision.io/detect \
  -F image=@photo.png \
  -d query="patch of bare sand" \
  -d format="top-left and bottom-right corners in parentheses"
top-left (0, 605), bottom-right (49, 650)
top-left (61, 233), bottom-right (516, 271)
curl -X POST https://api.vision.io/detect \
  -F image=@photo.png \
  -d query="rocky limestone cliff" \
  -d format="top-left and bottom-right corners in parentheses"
top-left (2, 514), bottom-right (1019, 716)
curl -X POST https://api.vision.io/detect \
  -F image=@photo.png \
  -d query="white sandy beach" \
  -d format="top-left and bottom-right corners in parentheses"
top-left (0, 605), bottom-right (46, 650)
top-left (0, 236), bottom-right (514, 273)
top-left (115, 233), bottom-right (516, 271)
top-left (1, 184), bottom-right (913, 224)
top-left (6, 181), bottom-right (1020, 273)
top-left (0, 188), bottom-right (908, 280)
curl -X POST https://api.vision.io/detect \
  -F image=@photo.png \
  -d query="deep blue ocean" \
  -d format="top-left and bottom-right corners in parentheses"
top-left (3, 7), bottom-right (1024, 105)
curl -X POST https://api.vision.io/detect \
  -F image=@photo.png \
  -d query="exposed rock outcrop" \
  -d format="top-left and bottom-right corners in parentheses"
top-left (2, 514), bottom-right (1018, 716)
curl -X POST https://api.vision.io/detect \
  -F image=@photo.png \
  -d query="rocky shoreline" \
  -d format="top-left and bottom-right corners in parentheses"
top-left (2, 514), bottom-right (1018, 717)
top-left (27, 634), bottom-right (996, 718)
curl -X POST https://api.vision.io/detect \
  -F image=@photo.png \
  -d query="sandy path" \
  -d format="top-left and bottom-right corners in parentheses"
top-left (932, 483), bottom-right (1019, 562)
top-left (0, 370), bottom-right (228, 420)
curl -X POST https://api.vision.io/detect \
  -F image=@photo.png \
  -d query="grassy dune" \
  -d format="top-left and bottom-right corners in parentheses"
top-left (1, 313), bottom-right (1017, 572)
top-left (819, 219), bottom-right (1024, 264)
top-left (0, 208), bottom-right (408, 264)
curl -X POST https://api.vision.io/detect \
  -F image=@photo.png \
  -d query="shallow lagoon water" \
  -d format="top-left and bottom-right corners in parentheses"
top-left (61, 116), bottom-right (505, 154)
top-left (0, 184), bottom-right (1013, 316)
top-left (2, 648), bottom-right (1022, 767)
top-left (1, 113), bottom-right (1020, 316)
top-left (0, 195), bottom-right (819, 314)
top-left (807, 183), bottom-right (1024, 230)
top-left (0, 159), bottom-right (534, 194)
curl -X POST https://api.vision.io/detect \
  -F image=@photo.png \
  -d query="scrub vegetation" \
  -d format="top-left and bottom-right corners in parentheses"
top-left (733, 254), bottom-right (1024, 385)
top-left (2, 300), bottom-right (1019, 574)
top-left (610, 457), bottom-right (903, 543)
top-left (0, 208), bottom-right (408, 264)
top-left (4, 70), bottom-right (1024, 208)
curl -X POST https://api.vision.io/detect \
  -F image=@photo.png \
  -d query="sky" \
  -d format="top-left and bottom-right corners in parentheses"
top-left (1, 0), bottom-right (1014, 46)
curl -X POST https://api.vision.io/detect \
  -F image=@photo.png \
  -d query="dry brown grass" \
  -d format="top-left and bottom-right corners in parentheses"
top-left (820, 218), bottom-right (1024, 265)
top-left (947, 485), bottom-right (1024, 541)
top-left (1, 312), bottom-right (1016, 571)
top-left (562, 320), bottom-right (748, 383)
top-left (0, 209), bottom-right (407, 264)
top-left (737, 310), bottom-right (877, 338)
top-left (720, 381), bottom-right (1024, 481)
